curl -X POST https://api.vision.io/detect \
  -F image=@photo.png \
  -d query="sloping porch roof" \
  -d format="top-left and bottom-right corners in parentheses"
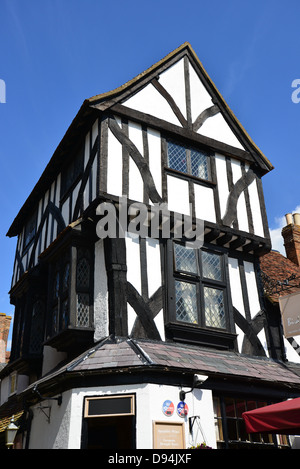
top-left (18, 337), bottom-right (300, 396)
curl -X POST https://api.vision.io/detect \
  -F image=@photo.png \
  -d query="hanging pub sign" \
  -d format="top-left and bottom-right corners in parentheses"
top-left (162, 400), bottom-right (174, 416)
top-left (279, 291), bottom-right (300, 338)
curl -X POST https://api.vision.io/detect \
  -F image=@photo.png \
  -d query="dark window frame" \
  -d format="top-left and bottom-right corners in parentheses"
top-left (166, 139), bottom-right (213, 184)
top-left (165, 240), bottom-right (236, 349)
top-left (46, 242), bottom-right (94, 342)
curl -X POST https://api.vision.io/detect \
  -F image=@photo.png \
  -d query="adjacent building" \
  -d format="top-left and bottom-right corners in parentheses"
top-left (1, 43), bottom-right (300, 449)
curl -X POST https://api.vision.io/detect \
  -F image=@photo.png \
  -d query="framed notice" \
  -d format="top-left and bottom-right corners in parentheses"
top-left (279, 292), bottom-right (300, 338)
top-left (153, 421), bottom-right (185, 449)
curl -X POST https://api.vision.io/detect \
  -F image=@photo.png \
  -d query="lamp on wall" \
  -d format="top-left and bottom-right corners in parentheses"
top-left (5, 416), bottom-right (19, 449)
top-left (179, 374), bottom-right (208, 401)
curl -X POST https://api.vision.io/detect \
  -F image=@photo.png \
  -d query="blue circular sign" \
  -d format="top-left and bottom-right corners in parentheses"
top-left (162, 400), bottom-right (174, 416)
top-left (177, 401), bottom-right (188, 417)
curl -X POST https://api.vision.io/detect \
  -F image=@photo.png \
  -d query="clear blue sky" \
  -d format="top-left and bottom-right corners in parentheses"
top-left (1, 0), bottom-right (300, 346)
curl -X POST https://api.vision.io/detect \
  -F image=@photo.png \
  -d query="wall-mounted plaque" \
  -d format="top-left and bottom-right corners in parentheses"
top-left (153, 421), bottom-right (185, 449)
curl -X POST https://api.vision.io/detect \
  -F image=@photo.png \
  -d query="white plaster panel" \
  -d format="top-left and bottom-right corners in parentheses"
top-left (284, 337), bottom-right (300, 363)
top-left (124, 83), bottom-right (181, 126)
top-left (244, 261), bottom-right (261, 318)
top-left (228, 257), bottom-right (246, 318)
top-left (231, 159), bottom-right (249, 232)
top-left (215, 153), bottom-right (229, 218)
top-left (167, 175), bottom-right (190, 216)
top-left (72, 181), bottom-right (80, 218)
top-left (199, 112), bottom-right (245, 150)
top-left (154, 309), bottom-right (165, 341)
top-left (248, 178), bottom-right (264, 237)
top-left (159, 58), bottom-right (187, 119)
top-left (128, 121), bottom-right (144, 202)
top-left (92, 118), bottom-right (98, 146)
top-left (146, 237), bottom-right (161, 297)
top-left (189, 62), bottom-right (214, 121)
top-left (92, 157), bottom-right (97, 200)
top-left (127, 303), bottom-right (137, 336)
top-left (148, 127), bottom-right (162, 198)
top-left (61, 198), bottom-right (69, 226)
top-left (126, 232), bottom-right (141, 293)
top-left (84, 132), bottom-right (90, 168)
top-left (55, 173), bottom-right (61, 207)
top-left (107, 128), bottom-right (123, 197)
top-left (194, 184), bottom-right (216, 223)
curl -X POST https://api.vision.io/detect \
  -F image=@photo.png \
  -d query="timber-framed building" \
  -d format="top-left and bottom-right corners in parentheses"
top-left (1, 43), bottom-right (300, 449)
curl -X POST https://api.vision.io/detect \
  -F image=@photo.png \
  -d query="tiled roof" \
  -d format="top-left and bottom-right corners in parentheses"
top-left (21, 337), bottom-right (300, 394)
top-left (260, 250), bottom-right (300, 302)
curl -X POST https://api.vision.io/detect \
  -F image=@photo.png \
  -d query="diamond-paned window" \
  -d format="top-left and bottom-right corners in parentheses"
top-left (204, 287), bottom-right (226, 329)
top-left (174, 243), bottom-right (198, 274)
top-left (191, 149), bottom-right (209, 179)
top-left (168, 142), bottom-right (187, 173)
top-left (202, 251), bottom-right (222, 281)
top-left (167, 141), bottom-right (210, 180)
top-left (77, 293), bottom-right (90, 327)
top-left (172, 242), bottom-right (227, 330)
top-left (175, 280), bottom-right (197, 323)
top-left (77, 257), bottom-right (90, 289)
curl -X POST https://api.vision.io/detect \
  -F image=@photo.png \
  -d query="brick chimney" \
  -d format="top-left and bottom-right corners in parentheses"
top-left (0, 313), bottom-right (12, 363)
top-left (282, 213), bottom-right (300, 266)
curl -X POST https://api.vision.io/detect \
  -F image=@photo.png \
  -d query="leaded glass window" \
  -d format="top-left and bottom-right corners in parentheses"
top-left (172, 242), bottom-right (228, 330)
top-left (167, 141), bottom-right (210, 180)
top-left (175, 280), bottom-right (198, 323)
top-left (76, 249), bottom-right (91, 328)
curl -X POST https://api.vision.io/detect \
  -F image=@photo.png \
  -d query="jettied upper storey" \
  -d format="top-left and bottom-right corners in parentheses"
top-left (7, 42), bottom-right (273, 254)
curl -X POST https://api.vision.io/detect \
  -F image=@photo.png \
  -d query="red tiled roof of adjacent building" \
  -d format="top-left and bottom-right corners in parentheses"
top-left (260, 250), bottom-right (300, 303)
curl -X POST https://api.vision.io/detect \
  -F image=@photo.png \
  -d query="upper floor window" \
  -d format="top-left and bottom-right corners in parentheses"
top-left (167, 141), bottom-right (210, 180)
top-left (47, 245), bottom-right (93, 341)
top-left (166, 240), bottom-right (236, 349)
top-left (173, 242), bottom-right (227, 329)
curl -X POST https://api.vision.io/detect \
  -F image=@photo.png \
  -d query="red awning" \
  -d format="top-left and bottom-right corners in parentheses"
top-left (242, 398), bottom-right (300, 435)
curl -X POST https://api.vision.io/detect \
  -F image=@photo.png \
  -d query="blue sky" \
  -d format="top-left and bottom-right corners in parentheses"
top-left (1, 0), bottom-right (300, 346)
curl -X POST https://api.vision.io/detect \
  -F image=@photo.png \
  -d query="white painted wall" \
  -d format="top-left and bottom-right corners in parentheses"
top-left (28, 383), bottom-right (216, 449)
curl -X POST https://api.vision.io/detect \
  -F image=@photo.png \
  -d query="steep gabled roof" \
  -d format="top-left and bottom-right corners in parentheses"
top-left (89, 43), bottom-right (273, 171)
top-left (7, 42), bottom-right (273, 238)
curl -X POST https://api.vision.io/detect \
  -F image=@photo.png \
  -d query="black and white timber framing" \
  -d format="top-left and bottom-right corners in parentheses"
top-left (8, 42), bottom-right (295, 369)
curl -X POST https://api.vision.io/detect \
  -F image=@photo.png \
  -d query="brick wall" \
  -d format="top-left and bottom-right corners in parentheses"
top-left (0, 313), bottom-right (11, 363)
top-left (282, 214), bottom-right (300, 266)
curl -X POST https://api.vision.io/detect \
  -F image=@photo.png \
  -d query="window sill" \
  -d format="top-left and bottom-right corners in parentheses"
top-left (165, 322), bottom-right (237, 350)
top-left (44, 326), bottom-right (94, 353)
top-left (164, 167), bottom-right (216, 187)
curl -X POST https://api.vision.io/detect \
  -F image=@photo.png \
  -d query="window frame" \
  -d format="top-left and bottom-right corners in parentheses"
top-left (165, 240), bottom-right (236, 349)
top-left (166, 139), bottom-right (213, 184)
top-left (213, 395), bottom-right (290, 449)
top-left (171, 241), bottom-right (229, 329)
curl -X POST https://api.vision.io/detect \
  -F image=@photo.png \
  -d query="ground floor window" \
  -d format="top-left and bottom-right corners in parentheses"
top-left (213, 396), bottom-right (290, 449)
